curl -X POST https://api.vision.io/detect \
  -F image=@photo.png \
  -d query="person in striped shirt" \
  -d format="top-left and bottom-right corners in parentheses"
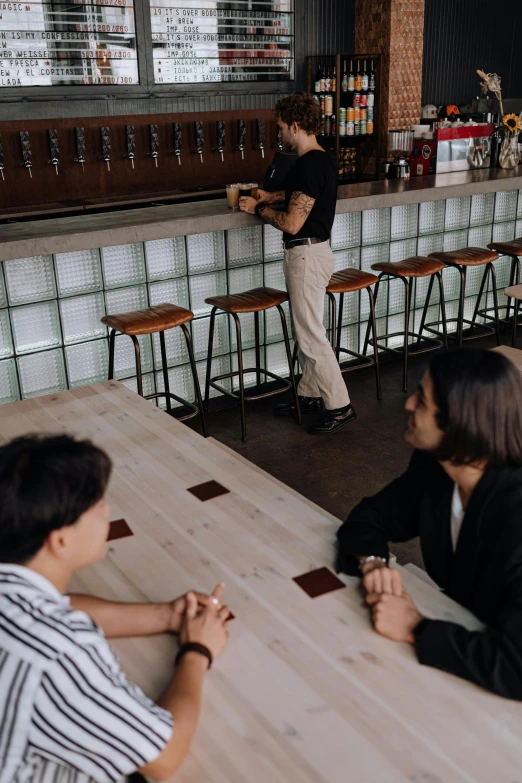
top-left (0, 433), bottom-right (230, 783)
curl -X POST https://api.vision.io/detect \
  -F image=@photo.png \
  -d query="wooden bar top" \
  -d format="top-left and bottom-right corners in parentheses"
top-left (0, 166), bottom-right (521, 263)
top-left (0, 382), bottom-right (521, 782)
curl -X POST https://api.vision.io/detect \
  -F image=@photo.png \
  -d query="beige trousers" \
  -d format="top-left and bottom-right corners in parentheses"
top-left (283, 240), bottom-right (350, 410)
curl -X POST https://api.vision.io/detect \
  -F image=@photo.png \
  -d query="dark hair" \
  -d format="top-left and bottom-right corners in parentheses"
top-left (0, 434), bottom-right (112, 564)
top-left (429, 349), bottom-right (522, 468)
top-left (275, 92), bottom-right (323, 136)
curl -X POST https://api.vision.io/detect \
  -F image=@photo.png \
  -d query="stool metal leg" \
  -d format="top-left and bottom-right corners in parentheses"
top-left (326, 292), bottom-right (337, 353)
top-left (336, 293), bottom-right (345, 358)
top-left (231, 313), bottom-right (247, 442)
top-left (277, 303), bottom-right (302, 425)
top-left (435, 271), bottom-right (449, 349)
top-left (456, 265), bottom-right (467, 346)
top-left (131, 335), bottom-right (143, 397)
top-left (367, 286), bottom-right (382, 400)
top-left (181, 323), bottom-right (209, 438)
top-left (402, 278), bottom-right (412, 393)
top-left (488, 263), bottom-right (501, 346)
top-left (108, 328), bottom-right (116, 380)
top-left (469, 265), bottom-right (489, 334)
top-left (204, 307), bottom-right (217, 411)
top-left (159, 330), bottom-right (171, 413)
top-left (513, 299), bottom-right (521, 346)
top-left (363, 275), bottom-right (382, 355)
top-left (417, 275), bottom-right (435, 343)
top-left (254, 311), bottom-right (261, 388)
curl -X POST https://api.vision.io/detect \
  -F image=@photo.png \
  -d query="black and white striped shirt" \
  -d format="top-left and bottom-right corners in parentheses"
top-left (0, 565), bottom-right (173, 783)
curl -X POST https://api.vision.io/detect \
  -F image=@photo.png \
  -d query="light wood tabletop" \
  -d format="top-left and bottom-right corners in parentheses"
top-left (1, 381), bottom-right (521, 783)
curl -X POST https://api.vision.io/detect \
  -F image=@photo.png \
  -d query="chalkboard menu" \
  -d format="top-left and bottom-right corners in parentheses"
top-left (151, 1), bottom-right (293, 84)
top-left (0, 0), bottom-right (139, 86)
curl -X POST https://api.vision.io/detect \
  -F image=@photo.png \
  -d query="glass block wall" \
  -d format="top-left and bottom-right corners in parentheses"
top-left (0, 188), bottom-right (521, 406)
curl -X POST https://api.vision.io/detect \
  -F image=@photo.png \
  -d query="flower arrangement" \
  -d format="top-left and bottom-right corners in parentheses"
top-left (477, 69), bottom-right (521, 169)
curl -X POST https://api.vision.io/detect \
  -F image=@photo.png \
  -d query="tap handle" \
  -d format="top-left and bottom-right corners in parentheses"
top-left (101, 126), bottom-right (111, 159)
top-left (149, 124), bottom-right (159, 155)
top-left (237, 119), bottom-right (246, 148)
top-left (75, 127), bottom-right (86, 160)
top-left (0, 134), bottom-right (4, 168)
top-left (256, 118), bottom-right (265, 147)
top-left (216, 120), bottom-right (226, 149)
top-left (194, 121), bottom-right (204, 150)
top-left (125, 125), bottom-right (136, 157)
top-left (48, 129), bottom-right (59, 162)
top-left (173, 122), bottom-right (182, 153)
top-left (19, 131), bottom-right (32, 166)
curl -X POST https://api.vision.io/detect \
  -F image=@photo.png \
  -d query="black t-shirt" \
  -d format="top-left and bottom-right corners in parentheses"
top-left (283, 149), bottom-right (338, 243)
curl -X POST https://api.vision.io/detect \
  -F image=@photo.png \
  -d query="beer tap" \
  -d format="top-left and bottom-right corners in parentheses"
top-left (213, 120), bottom-right (225, 162)
top-left (170, 122), bottom-right (182, 165)
top-left (48, 129), bottom-right (59, 175)
top-left (100, 126), bottom-right (111, 172)
top-left (74, 127), bottom-right (86, 172)
top-left (193, 121), bottom-right (204, 163)
top-left (254, 118), bottom-right (265, 159)
top-left (124, 125), bottom-right (135, 169)
top-left (237, 119), bottom-right (246, 160)
top-left (148, 124), bottom-right (159, 167)
top-left (19, 131), bottom-right (32, 178)
top-left (0, 135), bottom-right (4, 181)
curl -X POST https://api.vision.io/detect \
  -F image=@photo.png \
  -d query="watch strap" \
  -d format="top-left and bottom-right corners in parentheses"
top-left (255, 202), bottom-right (266, 216)
top-left (175, 642), bottom-right (212, 669)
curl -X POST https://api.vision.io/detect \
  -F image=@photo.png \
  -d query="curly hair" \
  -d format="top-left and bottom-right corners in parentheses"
top-left (275, 92), bottom-right (322, 136)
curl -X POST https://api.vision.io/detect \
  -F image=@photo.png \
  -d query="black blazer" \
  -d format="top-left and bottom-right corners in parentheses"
top-left (336, 450), bottom-right (522, 700)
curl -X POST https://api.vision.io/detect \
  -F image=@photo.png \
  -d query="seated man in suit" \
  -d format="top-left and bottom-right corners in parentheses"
top-left (337, 348), bottom-right (522, 700)
top-left (0, 434), bottom-right (230, 782)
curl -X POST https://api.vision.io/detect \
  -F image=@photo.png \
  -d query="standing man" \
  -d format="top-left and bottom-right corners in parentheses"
top-left (239, 92), bottom-right (355, 435)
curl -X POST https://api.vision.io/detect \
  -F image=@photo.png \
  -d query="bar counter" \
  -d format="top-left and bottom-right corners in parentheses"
top-left (0, 168), bottom-right (520, 405)
top-left (1, 167), bottom-right (521, 261)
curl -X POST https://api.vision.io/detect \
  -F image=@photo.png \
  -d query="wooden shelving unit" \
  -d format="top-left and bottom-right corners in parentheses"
top-left (307, 53), bottom-right (381, 183)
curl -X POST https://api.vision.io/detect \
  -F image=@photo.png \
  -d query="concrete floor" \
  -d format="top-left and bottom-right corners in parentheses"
top-left (190, 333), bottom-right (498, 570)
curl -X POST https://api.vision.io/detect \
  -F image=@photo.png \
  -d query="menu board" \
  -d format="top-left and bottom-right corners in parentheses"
top-left (151, 1), bottom-right (293, 84)
top-left (0, 0), bottom-right (139, 86)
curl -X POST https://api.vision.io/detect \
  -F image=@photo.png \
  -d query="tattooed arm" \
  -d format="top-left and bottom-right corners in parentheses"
top-left (239, 190), bottom-right (316, 235)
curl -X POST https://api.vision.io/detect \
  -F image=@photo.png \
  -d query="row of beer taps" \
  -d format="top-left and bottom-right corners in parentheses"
top-left (0, 118), bottom-right (273, 180)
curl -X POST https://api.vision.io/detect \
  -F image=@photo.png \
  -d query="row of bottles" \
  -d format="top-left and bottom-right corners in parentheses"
top-left (315, 59), bottom-right (375, 96)
top-left (0, 119), bottom-right (268, 181)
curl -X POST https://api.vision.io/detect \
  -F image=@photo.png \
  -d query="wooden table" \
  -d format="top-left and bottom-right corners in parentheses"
top-left (2, 382), bottom-right (521, 783)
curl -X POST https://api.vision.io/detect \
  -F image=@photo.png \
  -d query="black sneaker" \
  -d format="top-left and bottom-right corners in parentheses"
top-left (274, 396), bottom-right (322, 417)
top-left (306, 404), bottom-right (357, 434)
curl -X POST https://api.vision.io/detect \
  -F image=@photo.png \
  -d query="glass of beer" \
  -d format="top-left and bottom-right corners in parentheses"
top-left (238, 183), bottom-right (252, 198)
top-left (250, 182), bottom-right (259, 199)
top-left (226, 183), bottom-right (239, 210)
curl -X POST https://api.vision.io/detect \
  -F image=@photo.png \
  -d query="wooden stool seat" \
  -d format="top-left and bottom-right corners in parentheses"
top-left (205, 287), bottom-right (288, 314)
top-left (429, 247), bottom-right (499, 266)
top-left (101, 303), bottom-right (193, 335)
top-left (372, 256), bottom-right (445, 277)
top-left (326, 268), bottom-right (379, 293)
top-left (488, 238), bottom-right (522, 257)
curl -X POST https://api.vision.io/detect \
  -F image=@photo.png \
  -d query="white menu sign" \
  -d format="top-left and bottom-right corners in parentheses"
top-left (0, 0), bottom-right (139, 86)
top-left (151, 0), bottom-right (293, 84)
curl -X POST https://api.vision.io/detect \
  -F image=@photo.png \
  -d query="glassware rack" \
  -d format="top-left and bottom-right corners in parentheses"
top-left (307, 53), bottom-right (381, 183)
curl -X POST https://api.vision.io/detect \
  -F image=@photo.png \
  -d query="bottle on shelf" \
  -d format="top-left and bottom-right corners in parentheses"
top-left (315, 62), bottom-right (322, 94)
top-left (354, 60), bottom-right (362, 91)
top-left (341, 60), bottom-right (348, 93)
top-left (324, 93), bottom-right (334, 117)
top-left (331, 64), bottom-right (337, 93)
top-left (325, 64), bottom-right (331, 93)
top-left (348, 60), bottom-right (355, 92)
top-left (369, 59), bottom-right (376, 91)
top-left (361, 60), bottom-right (369, 92)
top-left (319, 63), bottom-right (326, 93)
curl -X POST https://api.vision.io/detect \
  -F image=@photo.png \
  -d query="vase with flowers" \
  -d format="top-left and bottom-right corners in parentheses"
top-left (477, 69), bottom-right (521, 169)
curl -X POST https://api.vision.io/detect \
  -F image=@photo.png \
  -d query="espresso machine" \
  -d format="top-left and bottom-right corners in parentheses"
top-left (387, 130), bottom-right (414, 179)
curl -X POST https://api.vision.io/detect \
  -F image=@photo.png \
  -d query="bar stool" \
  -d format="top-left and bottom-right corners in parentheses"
top-left (484, 238), bottom-right (522, 328)
top-left (423, 247), bottom-right (500, 346)
top-left (205, 287), bottom-right (301, 442)
top-left (326, 268), bottom-right (382, 400)
top-left (101, 302), bottom-right (208, 437)
top-left (362, 256), bottom-right (448, 392)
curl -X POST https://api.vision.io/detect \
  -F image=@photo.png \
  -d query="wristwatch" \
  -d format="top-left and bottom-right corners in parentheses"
top-left (255, 202), bottom-right (267, 216)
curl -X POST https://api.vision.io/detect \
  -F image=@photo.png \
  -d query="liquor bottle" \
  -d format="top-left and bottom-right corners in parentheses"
top-left (325, 64), bottom-right (331, 93)
top-left (348, 60), bottom-right (355, 92)
top-left (341, 60), bottom-right (348, 93)
top-left (354, 60), bottom-right (362, 91)
top-left (319, 64), bottom-right (326, 94)
top-left (361, 60), bottom-right (369, 91)
top-left (331, 64), bottom-right (337, 93)
top-left (314, 62), bottom-right (322, 94)
top-left (369, 59), bottom-right (376, 91)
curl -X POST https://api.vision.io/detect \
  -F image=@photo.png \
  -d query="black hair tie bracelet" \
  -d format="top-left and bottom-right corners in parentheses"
top-left (175, 642), bottom-right (213, 670)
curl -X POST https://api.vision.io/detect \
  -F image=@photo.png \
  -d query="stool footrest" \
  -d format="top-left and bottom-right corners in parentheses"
top-left (422, 318), bottom-right (496, 342)
top-left (369, 330), bottom-right (444, 358)
top-left (209, 368), bottom-right (292, 403)
top-left (336, 347), bottom-right (377, 374)
top-left (476, 305), bottom-right (522, 329)
top-left (145, 391), bottom-right (200, 422)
